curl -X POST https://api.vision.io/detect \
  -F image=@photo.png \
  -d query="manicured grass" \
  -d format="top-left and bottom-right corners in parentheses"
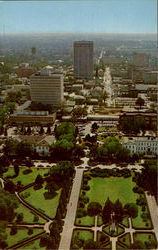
top-left (121, 218), bottom-right (129, 228)
top-left (104, 242), bottom-right (112, 249)
top-left (134, 232), bottom-right (157, 245)
top-left (97, 215), bottom-right (103, 226)
top-left (14, 203), bottom-right (46, 224)
top-left (82, 175), bottom-right (152, 229)
top-left (6, 228), bottom-right (44, 247)
top-left (19, 239), bottom-right (45, 250)
top-left (21, 182), bottom-right (61, 219)
top-left (73, 229), bottom-right (94, 241)
top-left (132, 205), bottom-right (152, 229)
top-left (97, 231), bottom-right (110, 244)
top-left (118, 233), bottom-right (131, 248)
top-left (3, 167), bottom-right (49, 186)
top-left (86, 176), bottom-right (139, 206)
top-left (75, 216), bottom-right (95, 227)
top-left (103, 225), bottom-right (124, 236)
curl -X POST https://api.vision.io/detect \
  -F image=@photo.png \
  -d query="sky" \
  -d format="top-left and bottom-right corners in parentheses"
top-left (0, 0), bottom-right (157, 34)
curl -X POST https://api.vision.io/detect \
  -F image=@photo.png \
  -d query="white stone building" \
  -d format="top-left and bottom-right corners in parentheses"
top-left (122, 138), bottom-right (158, 155)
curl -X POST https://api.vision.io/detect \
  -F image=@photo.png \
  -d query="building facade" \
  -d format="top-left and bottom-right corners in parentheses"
top-left (9, 111), bottom-right (56, 126)
top-left (74, 41), bottom-right (93, 80)
top-left (30, 66), bottom-right (64, 105)
top-left (122, 139), bottom-right (158, 156)
top-left (119, 112), bottom-right (157, 130)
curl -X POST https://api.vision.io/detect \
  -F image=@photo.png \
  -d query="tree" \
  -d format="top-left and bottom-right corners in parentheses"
top-left (13, 163), bottom-right (19, 177)
top-left (16, 142), bottom-right (32, 158)
top-left (49, 161), bottom-right (74, 181)
top-left (102, 197), bottom-right (114, 224)
top-left (51, 139), bottom-right (75, 160)
top-left (4, 180), bottom-right (16, 194)
top-left (72, 106), bottom-right (87, 119)
top-left (101, 90), bottom-right (109, 104)
top-left (124, 203), bottom-right (138, 218)
top-left (136, 97), bottom-right (145, 108)
top-left (6, 91), bottom-right (22, 104)
top-left (0, 188), bottom-right (18, 222)
top-left (16, 213), bottom-right (23, 223)
top-left (114, 199), bottom-right (124, 224)
top-left (91, 122), bottom-right (99, 132)
top-left (55, 122), bottom-right (75, 139)
top-left (39, 126), bottom-right (44, 135)
top-left (87, 202), bottom-right (102, 216)
top-left (10, 224), bottom-right (17, 235)
top-left (35, 174), bottom-right (44, 185)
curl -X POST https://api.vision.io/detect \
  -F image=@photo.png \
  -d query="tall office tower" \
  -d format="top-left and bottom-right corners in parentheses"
top-left (133, 53), bottom-right (148, 67)
top-left (74, 41), bottom-right (93, 80)
top-left (30, 66), bottom-right (64, 106)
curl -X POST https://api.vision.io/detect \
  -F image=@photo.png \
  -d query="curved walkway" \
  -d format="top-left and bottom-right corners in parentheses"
top-left (15, 192), bottom-right (50, 221)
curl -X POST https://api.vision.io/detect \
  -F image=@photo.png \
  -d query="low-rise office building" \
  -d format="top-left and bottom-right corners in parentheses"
top-left (9, 111), bottom-right (56, 126)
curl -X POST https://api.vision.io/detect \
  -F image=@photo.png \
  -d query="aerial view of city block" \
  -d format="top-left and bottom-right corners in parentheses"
top-left (0, 0), bottom-right (157, 249)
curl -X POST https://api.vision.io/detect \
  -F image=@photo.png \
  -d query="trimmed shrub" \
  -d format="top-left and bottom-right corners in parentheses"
top-left (23, 169), bottom-right (32, 175)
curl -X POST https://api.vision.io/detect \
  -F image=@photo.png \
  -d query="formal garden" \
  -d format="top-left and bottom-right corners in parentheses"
top-left (0, 160), bottom-right (75, 249)
top-left (71, 168), bottom-right (157, 249)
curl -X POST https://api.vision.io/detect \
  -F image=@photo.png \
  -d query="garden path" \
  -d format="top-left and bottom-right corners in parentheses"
top-left (59, 168), bottom-right (84, 250)
top-left (145, 191), bottom-right (158, 242)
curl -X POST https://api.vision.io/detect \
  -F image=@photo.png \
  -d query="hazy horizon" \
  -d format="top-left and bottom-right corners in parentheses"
top-left (0, 0), bottom-right (156, 33)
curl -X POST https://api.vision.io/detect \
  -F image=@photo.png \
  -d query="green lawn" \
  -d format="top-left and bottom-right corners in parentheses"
top-left (21, 182), bottom-right (61, 219)
top-left (134, 232), bottom-right (157, 244)
top-left (118, 233), bottom-right (131, 248)
top-left (132, 205), bottom-right (152, 229)
top-left (73, 229), bottom-right (94, 241)
top-left (14, 203), bottom-right (46, 224)
top-left (81, 175), bottom-right (152, 229)
top-left (97, 231), bottom-right (110, 244)
top-left (6, 228), bottom-right (44, 247)
top-left (121, 218), bottom-right (129, 228)
top-left (97, 215), bottom-right (103, 226)
top-left (3, 167), bottom-right (49, 186)
top-left (86, 177), bottom-right (139, 206)
top-left (19, 239), bottom-right (45, 250)
top-left (75, 216), bottom-right (95, 227)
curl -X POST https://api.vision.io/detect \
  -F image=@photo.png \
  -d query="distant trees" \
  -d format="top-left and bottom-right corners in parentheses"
top-left (0, 103), bottom-right (16, 134)
top-left (92, 137), bottom-right (130, 163)
top-left (6, 91), bottom-right (22, 104)
top-left (51, 122), bottom-right (84, 160)
top-left (3, 139), bottom-right (33, 159)
top-left (72, 106), bottom-right (87, 119)
top-left (55, 122), bottom-right (75, 139)
top-left (134, 160), bottom-right (157, 200)
top-left (136, 97), bottom-right (145, 108)
top-left (119, 117), bottom-right (147, 134)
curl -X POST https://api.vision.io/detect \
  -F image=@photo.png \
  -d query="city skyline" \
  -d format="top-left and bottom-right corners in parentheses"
top-left (0, 0), bottom-right (156, 34)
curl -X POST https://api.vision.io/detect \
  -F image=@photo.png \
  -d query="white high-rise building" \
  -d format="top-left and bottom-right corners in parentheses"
top-left (30, 66), bottom-right (64, 106)
top-left (74, 41), bottom-right (93, 80)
